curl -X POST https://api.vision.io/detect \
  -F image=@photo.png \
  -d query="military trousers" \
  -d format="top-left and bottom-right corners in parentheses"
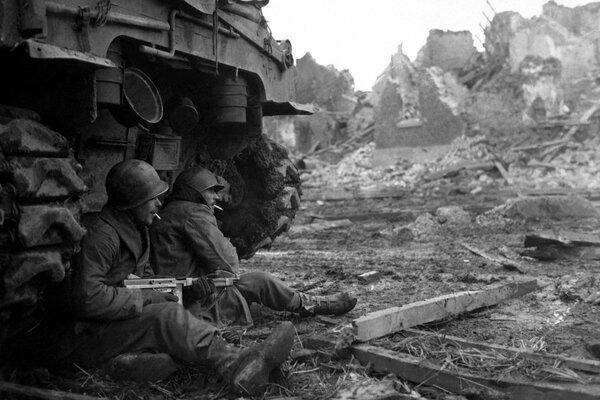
top-left (55, 302), bottom-right (217, 368)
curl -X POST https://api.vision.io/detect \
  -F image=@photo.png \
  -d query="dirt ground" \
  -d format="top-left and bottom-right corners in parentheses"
top-left (24, 189), bottom-right (600, 399)
top-left (242, 190), bottom-right (600, 399)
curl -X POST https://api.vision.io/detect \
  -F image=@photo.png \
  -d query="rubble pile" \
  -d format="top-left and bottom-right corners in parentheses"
top-left (509, 134), bottom-right (600, 189)
top-left (281, 2), bottom-right (600, 198)
top-left (301, 135), bottom-right (493, 191)
top-left (301, 127), bottom-right (600, 192)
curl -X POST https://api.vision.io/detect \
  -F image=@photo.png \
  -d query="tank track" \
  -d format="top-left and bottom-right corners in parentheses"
top-left (215, 135), bottom-right (301, 259)
top-left (0, 108), bottom-right (87, 358)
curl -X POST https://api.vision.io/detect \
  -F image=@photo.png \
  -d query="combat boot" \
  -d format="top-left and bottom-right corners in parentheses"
top-left (203, 321), bottom-right (295, 395)
top-left (298, 292), bottom-right (357, 316)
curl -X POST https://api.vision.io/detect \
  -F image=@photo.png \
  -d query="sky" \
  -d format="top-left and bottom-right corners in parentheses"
top-left (263, 0), bottom-right (594, 91)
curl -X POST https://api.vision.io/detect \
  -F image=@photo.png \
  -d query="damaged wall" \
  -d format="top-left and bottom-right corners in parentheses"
top-left (519, 55), bottom-right (565, 120)
top-left (487, 2), bottom-right (600, 115)
top-left (416, 29), bottom-right (479, 72)
top-left (264, 52), bottom-right (358, 152)
top-left (372, 45), bottom-right (465, 157)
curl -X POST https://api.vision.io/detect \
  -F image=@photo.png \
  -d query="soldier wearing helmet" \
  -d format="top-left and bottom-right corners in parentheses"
top-left (49, 159), bottom-right (295, 394)
top-left (150, 166), bottom-right (357, 326)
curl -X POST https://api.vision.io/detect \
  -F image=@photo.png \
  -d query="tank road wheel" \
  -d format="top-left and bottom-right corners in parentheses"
top-left (0, 108), bottom-right (87, 360)
top-left (216, 135), bottom-right (301, 259)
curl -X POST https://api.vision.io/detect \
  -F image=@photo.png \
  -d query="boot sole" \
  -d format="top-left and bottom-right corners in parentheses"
top-left (232, 321), bottom-right (295, 395)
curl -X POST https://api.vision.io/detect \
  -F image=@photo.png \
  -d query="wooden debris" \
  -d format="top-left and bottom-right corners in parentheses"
top-left (0, 381), bottom-right (102, 400)
top-left (402, 328), bottom-right (600, 374)
top-left (352, 279), bottom-right (537, 341)
top-left (304, 337), bottom-right (600, 400)
top-left (494, 161), bottom-right (514, 185)
top-left (542, 103), bottom-right (600, 161)
top-left (512, 138), bottom-right (570, 152)
top-left (522, 231), bottom-right (600, 261)
top-left (350, 344), bottom-right (600, 400)
top-left (524, 231), bottom-right (600, 248)
top-left (358, 271), bottom-right (381, 284)
top-left (461, 242), bottom-right (527, 273)
top-left (423, 161), bottom-right (495, 181)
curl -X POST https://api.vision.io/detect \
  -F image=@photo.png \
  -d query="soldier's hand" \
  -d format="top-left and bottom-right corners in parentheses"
top-left (191, 276), bottom-right (216, 300)
top-left (142, 290), bottom-right (179, 305)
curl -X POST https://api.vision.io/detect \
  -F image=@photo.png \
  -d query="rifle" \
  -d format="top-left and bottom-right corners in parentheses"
top-left (124, 276), bottom-right (239, 304)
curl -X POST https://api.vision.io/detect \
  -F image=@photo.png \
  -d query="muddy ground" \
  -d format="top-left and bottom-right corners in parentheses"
top-left (25, 189), bottom-right (600, 399)
top-left (243, 190), bottom-right (600, 399)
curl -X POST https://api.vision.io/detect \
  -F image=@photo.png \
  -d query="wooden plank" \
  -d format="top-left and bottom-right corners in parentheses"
top-left (352, 279), bottom-right (537, 342)
top-left (402, 328), bottom-right (600, 375)
top-left (351, 344), bottom-right (600, 400)
top-left (524, 231), bottom-right (600, 248)
top-left (0, 381), bottom-right (102, 400)
top-left (423, 161), bottom-right (495, 181)
top-left (461, 242), bottom-right (527, 273)
top-left (304, 337), bottom-right (600, 400)
top-left (494, 161), bottom-right (514, 185)
top-left (512, 138), bottom-right (570, 151)
top-left (543, 103), bottom-right (600, 161)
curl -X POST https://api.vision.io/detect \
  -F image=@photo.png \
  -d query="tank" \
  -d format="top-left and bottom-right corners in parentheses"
top-left (0, 0), bottom-right (311, 363)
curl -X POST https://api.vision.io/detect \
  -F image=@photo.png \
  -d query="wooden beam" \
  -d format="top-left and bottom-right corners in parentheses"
top-left (524, 231), bottom-right (600, 248)
top-left (402, 328), bottom-right (600, 375)
top-left (542, 103), bottom-right (600, 162)
top-left (304, 338), bottom-right (600, 400)
top-left (422, 162), bottom-right (495, 182)
top-left (352, 279), bottom-right (537, 341)
top-left (352, 344), bottom-right (600, 400)
top-left (0, 381), bottom-right (102, 400)
top-left (494, 161), bottom-right (514, 186)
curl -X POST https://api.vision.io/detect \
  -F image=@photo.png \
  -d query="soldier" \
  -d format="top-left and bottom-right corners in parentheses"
top-left (149, 166), bottom-right (357, 327)
top-left (47, 159), bottom-right (295, 395)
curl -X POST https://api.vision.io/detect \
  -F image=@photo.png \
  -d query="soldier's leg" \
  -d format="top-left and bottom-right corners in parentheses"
top-left (63, 302), bottom-right (295, 395)
top-left (66, 302), bottom-right (216, 367)
top-left (235, 271), bottom-right (300, 311)
top-left (236, 271), bottom-right (357, 316)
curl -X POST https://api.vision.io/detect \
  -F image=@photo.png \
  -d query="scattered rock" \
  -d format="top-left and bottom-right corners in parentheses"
top-left (391, 226), bottom-right (415, 245)
top-left (436, 206), bottom-right (471, 225)
top-left (410, 213), bottom-right (439, 239)
top-left (586, 341), bottom-right (600, 359)
top-left (556, 274), bottom-right (597, 302)
top-left (330, 379), bottom-right (405, 400)
top-left (457, 273), bottom-right (502, 284)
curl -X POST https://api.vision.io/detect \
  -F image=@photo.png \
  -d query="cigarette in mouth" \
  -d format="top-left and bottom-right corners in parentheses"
top-left (214, 205), bottom-right (224, 211)
top-left (155, 213), bottom-right (162, 220)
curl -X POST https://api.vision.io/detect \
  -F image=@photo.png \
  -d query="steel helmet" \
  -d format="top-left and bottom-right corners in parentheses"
top-left (173, 167), bottom-right (224, 195)
top-left (106, 159), bottom-right (169, 210)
